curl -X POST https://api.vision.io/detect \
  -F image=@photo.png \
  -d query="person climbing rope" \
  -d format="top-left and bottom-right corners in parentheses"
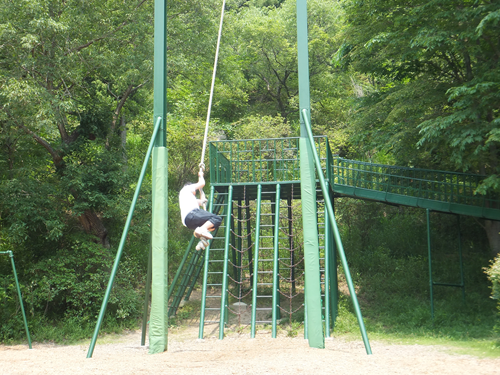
top-left (179, 169), bottom-right (222, 250)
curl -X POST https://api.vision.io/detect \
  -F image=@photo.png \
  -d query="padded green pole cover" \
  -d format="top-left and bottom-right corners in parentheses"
top-left (149, 147), bottom-right (169, 353)
top-left (299, 138), bottom-right (325, 349)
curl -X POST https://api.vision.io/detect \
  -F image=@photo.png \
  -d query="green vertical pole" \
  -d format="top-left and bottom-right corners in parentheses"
top-left (149, 0), bottom-right (168, 354)
top-left (272, 184), bottom-right (281, 338)
top-left (246, 198), bottom-right (253, 287)
top-left (288, 197), bottom-right (296, 294)
top-left (251, 185), bottom-right (262, 338)
top-left (324, 183), bottom-right (331, 338)
top-left (238, 202), bottom-right (243, 299)
top-left (231, 211), bottom-right (237, 282)
top-left (154, 0), bottom-right (167, 148)
top-left (427, 209), bottom-right (434, 320)
top-left (141, 243), bottom-right (152, 346)
top-left (297, 0), bottom-right (324, 349)
top-left (457, 215), bottom-right (465, 302)
top-left (220, 186), bottom-right (234, 339)
top-left (330, 192), bottom-right (338, 329)
top-left (1, 251), bottom-right (32, 349)
top-left (149, 146), bottom-right (169, 354)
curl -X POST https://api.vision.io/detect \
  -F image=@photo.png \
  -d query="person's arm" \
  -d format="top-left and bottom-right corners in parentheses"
top-left (190, 170), bottom-right (205, 192)
top-left (197, 189), bottom-right (207, 208)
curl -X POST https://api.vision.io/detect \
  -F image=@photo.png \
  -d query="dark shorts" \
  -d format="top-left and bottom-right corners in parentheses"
top-left (184, 209), bottom-right (222, 230)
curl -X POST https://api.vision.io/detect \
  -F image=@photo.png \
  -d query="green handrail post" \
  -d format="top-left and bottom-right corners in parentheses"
top-left (87, 117), bottom-right (162, 358)
top-left (220, 186), bottom-right (234, 339)
top-left (272, 184), bottom-right (281, 338)
top-left (1, 251), bottom-right (32, 349)
top-left (251, 185), bottom-right (263, 338)
top-left (302, 108), bottom-right (372, 355)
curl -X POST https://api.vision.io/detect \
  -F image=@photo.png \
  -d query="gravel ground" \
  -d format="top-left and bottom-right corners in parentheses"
top-left (2, 326), bottom-right (500, 375)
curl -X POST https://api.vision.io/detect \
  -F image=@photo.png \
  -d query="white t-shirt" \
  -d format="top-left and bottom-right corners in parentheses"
top-left (179, 184), bottom-right (199, 226)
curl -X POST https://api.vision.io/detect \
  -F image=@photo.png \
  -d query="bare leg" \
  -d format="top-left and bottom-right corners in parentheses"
top-left (201, 221), bottom-right (215, 232)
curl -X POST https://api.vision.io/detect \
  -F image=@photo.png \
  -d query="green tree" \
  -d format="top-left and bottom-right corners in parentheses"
top-left (341, 0), bottom-right (500, 254)
top-left (0, 0), bottom-right (153, 247)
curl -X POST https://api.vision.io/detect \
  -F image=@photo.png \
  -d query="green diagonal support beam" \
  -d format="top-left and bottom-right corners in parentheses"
top-left (0, 251), bottom-right (32, 349)
top-left (87, 117), bottom-right (162, 358)
top-left (302, 108), bottom-right (372, 355)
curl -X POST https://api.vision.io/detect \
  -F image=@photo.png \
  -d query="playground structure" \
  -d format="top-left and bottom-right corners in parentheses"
top-left (166, 132), bottom-right (500, 342)
top-left (86, 0), bottom-right (500, 359)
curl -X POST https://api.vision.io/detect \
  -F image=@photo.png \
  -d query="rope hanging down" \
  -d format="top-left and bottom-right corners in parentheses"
top-left (199, 0), bottom-right (226, 173)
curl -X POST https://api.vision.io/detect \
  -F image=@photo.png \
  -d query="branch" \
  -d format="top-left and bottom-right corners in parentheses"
top-left (110, 84), bottom-right (134, 134)
top-left (5, 109), bottom-right (63, 168)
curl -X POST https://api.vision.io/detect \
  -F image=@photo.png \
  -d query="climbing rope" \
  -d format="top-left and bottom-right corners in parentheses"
top-left (199, 0), bottom-right (226, 175)
top-left (196, 0), bottom-right (226, 213)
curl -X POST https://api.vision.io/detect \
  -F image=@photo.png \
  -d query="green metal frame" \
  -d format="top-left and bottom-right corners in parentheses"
top-left (271, 185), bottom-right (281, 338)
top-left (0, 251), bottom-right (32, 349)
top-left (87, 117), bottom-right (163, 358)
top-left (251, 185), bottom-right (263, 338)
top-left (208, 137), bottom-right (499, 220)
top-left (301, 109), bottom-right (372, 355)
top-left (219, 186), bottom-right (234, 339)
top-left (427, 210), bottom-right (466, 319)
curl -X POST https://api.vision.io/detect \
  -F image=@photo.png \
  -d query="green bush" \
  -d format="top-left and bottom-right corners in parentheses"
top-left (485, 254), bottom-right (500, 328)
top-left (0, 237), bottom-right (143, 342)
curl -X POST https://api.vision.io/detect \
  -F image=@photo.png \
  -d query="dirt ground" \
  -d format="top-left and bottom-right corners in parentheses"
top-left (2, 321), bottom-right (500, 375)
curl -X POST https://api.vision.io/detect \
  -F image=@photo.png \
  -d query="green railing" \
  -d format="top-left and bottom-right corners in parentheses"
top-left (209, 137), bottom-right (499, 219)
top-left (209, 137), bottom-right (330, 184)
top-left (331, 158), bottom-right (498, 218)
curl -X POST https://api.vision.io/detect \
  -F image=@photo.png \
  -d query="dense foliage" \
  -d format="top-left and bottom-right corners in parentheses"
top-left (0, 0), bottom-right (499, 343)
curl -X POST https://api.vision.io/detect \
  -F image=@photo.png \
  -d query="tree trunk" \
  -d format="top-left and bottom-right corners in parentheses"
top-left (78, 209), bottom-right (110, 248)
top-left (120, 115), bottom-right (127, 165)
top-left (485, 220), bottom-right (500, 257)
